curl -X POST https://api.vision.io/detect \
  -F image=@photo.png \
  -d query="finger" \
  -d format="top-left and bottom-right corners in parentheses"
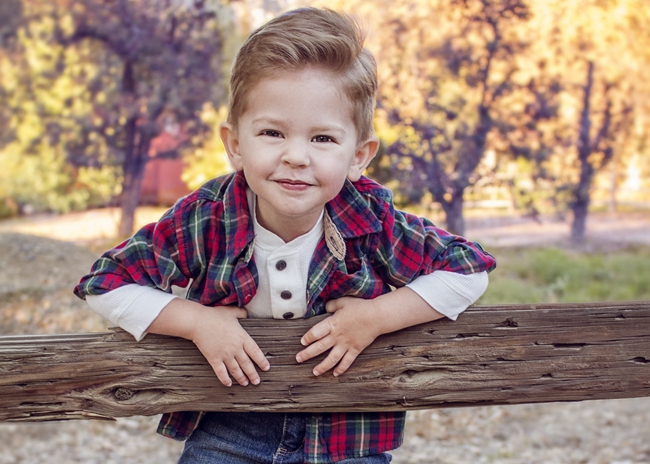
top-left (244, 339), bottom-right (270, 372)
top-left (236, 354), bottom-right (260, 386)
top-left (228, 307), bottom-right (249, 319)
top-left (300, 319), bottom-right (332, 346)
top-left (296, 336), bottom-right (334, 363)
top-left (312, 346), bottom-right (346, 376)
top-left (225, 359), bottom-right (250, 387)
top-left (211, 361), bottom-right (233, 387)
top-left (324, 298), bottom-right (344, 314)
top-left (332, 350), bottom-right (360, 377)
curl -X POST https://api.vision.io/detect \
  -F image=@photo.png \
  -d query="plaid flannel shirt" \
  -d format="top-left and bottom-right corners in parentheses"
top-left (74, 171), bottom-right (496, 463)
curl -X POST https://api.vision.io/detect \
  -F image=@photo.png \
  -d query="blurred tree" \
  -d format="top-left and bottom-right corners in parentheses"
top-left (523, 0), bottom-right (645, 243)
top-left (0, 0), bottom-right (231, 233)
top-left (0, 0), bottom-right (23, 46)
top-left (339, 0), bottom-right (532, 235)
top-left (0, 1), bottom-right (121, 216)
top-left (340, 0), bottom-right (649, 240)
top-left (60, 0), bottom-right (230, 236)
top-left (571, 61), bottom-right (633, 242)
top-left (180, 103), bottom-right (231, 190)
top-left (0, 0), bottom-right (24, 149)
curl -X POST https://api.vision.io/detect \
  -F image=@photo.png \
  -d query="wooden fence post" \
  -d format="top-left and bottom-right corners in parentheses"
top-left (1, 301), bottom-right (649, 421)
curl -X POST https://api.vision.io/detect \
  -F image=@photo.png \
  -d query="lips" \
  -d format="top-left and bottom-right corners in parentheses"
top-left (274, 179), bottom-right (312, 191)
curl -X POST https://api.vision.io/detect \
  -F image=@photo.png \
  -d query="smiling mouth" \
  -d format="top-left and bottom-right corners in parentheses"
top-left (275, 179), bottom-right (311, 192)
top-left (275, 179), bottom-right (312, 190)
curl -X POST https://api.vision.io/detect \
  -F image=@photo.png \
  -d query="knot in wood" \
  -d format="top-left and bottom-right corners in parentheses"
top-left (500, 318), bottom-right (519, 328)
top-left (114, 387), bottom-right (134, 401)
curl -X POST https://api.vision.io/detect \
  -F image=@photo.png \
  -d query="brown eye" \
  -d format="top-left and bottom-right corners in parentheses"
top-left (313, 135), bottom-right (334, 143)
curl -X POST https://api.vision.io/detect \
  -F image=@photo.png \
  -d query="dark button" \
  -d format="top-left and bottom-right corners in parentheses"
top-left (283, 312), bottom-right (294, 319)
top-left (280, 290), bottom-right (292, 300)
top-left (276, 260), bottom-right (287, 271)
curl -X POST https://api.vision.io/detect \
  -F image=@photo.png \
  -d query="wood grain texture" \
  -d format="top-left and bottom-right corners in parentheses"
top-left (1, 301), bottom-right (649, 422)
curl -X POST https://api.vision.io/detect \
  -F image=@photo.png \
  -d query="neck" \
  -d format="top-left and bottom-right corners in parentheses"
top-left (256, 210), bottom-right (319, 243)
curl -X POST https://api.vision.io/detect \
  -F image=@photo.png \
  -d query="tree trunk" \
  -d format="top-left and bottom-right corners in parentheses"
top-left (117, 60), bottom-right (153, 237)
top-left (118, 155), bottom-right (149, 237)
top-left (1, 301), bottom-right (649, 421)
top-left (571, 163), bottom-right (593, 244)
top-left (442, 189), bottom-right (465, 235)
top-left (118, 118), bottom-right (148, 237)
top-left (571, 61), bottom-right (594, 244)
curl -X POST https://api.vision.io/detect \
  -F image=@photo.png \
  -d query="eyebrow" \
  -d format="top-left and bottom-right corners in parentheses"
top-left (250, 117), bottom-right (285, 127)
top-left (250, 117), bottom-right (348, 135)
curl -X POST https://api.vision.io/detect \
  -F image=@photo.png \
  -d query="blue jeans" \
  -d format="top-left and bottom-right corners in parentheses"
top-left (178, 412), bottom-right (393, 464)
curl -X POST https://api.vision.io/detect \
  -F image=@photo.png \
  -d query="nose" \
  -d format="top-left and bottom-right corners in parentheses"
top-left (281, 140), bottom-right (310, 168)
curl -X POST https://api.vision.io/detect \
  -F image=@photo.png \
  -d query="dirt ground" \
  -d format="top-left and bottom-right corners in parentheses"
top-left (0, 208), bottom-right (649, 463)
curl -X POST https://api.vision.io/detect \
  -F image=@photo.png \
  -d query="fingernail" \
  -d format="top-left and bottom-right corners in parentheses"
top-left (296, 355), bottom-right (302, 363)
top-left (300, 338), bottom-right (307, 346)
top-left (242, 381), bottom-right (249, 386)
top-left (263, 364), bottom-right (271, 371)
top-left (313, 369), bottom-right (319, 376)
top-left (252, 378), bottom-right (260, 385)
top-left (333, 372), bottom-right (339, 377)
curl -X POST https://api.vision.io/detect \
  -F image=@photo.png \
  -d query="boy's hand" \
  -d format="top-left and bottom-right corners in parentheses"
top-left (295, 297), bottom-right (382, 377)
top-left (147, 299), bottom-right (270, 387)
top-left (295, 287), bottom-right (446, 378)
top-left (189, 306), bottom-right (270, 387)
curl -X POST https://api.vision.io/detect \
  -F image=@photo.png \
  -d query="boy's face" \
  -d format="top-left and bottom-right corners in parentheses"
top-left (220, 67), bottom-right (378, 241)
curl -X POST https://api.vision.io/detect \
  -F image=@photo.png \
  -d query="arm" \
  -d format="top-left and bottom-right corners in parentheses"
top-left (86, 284), bottom-right (270, 387)
top-left (86, 284), bottom-right (177, 341)
top-left (297, 286), bottom-right (444, 377)
top-left (406, 270), bottom-right (488, 320)
top-left (87, 284), bottom-right (269, 387)
top-left (298, 183), bottom-right (494, 376)
top-left (73, 179), bottom-right (230, 300)
top-left (77, 177), bottom-right (269, 386)
top-left (147, 298), bottom-right (270, 387)
top-left (297, 270), bottom-right (488, 377)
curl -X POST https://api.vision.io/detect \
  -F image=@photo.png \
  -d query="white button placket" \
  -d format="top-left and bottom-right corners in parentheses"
top-left (268, 253), bottom-right (304, 319)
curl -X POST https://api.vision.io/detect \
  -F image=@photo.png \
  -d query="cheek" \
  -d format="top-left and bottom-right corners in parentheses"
top-left (321, 157), bottom-right (354, 181)
top-left (241, 156), bottom-right (274, 180)
top-left (321, 168), bottom-right (350, 195)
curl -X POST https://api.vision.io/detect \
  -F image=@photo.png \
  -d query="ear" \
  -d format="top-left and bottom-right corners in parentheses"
top-left (219, 122), bottom-right (243, 171)
top-left (347, 135), bottom-right (379, 182)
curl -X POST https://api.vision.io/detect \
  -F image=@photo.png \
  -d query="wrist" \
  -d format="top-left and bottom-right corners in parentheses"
top-left (147, 298), bottom-right (206, 341)
top-left (370, 287), bottom-right (445, 336)
top-left (362, 294), bottom-right (396, 337)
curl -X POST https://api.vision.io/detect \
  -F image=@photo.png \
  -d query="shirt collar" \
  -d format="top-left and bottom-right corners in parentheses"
top-left (325, 177), bottom-right (383, 239)
top-left (222, 171), bottom-right (255, 260)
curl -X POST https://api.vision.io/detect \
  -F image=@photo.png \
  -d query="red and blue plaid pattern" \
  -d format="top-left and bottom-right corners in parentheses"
top-left (75, 171), bottom-right (495, 463)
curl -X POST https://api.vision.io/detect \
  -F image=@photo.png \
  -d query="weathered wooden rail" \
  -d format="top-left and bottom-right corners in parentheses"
top-left (1, 301), bottom-right (649, 422)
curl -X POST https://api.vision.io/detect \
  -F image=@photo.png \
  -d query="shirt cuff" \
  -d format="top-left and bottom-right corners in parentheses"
top-left (86, 284), bottom-right (178, 341)
top-left (406, 271), bottom-right (488, 320)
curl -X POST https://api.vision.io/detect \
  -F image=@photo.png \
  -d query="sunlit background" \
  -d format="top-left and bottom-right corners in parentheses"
top-left (0, 1), bottom-right (649, 463)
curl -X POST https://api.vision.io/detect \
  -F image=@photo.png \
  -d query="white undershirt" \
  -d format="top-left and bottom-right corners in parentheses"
top-left (245, 189), bottom-right (322, 320)
top-left (87, 192), bottom-right (488, 340)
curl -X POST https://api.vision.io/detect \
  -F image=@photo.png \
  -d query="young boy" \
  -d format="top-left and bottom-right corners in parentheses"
top-left (74, 8), bottom-right (496, 464)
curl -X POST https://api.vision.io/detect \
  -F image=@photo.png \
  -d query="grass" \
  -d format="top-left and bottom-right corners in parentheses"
top-left (478, 245), bottom-right (650, 305)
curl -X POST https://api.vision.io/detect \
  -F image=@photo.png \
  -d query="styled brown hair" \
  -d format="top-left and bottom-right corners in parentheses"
top-left (226, 8), bottom-right (377, 141)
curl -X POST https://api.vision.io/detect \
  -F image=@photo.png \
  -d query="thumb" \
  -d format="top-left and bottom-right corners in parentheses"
top-left (225, 306), bottom-right (248, 319)
top-left (325, 297), bottom-right (346, 314)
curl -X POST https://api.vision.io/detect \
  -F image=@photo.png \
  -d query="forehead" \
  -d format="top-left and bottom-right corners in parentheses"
top-left (240, 67), bottom-right (356, 127)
